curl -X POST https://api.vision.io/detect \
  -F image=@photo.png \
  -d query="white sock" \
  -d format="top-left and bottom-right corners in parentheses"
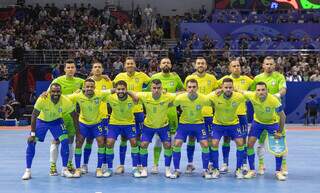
top-left (257, 143), bottom-right (265, 160)
top-left (68, 144), bottom-right (74, 162)
top-left (154, 135), bottom-right (162, 148)
top-left (50, 143), bottom-right (59, 164)
top-left (26, 168), bottom-right (31, 172)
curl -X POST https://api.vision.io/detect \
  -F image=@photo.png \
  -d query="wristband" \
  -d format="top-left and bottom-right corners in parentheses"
top-left (30, 132), bottom-right (36, 137)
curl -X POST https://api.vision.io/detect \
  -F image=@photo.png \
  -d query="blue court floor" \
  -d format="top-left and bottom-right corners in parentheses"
top-left (0, 129), bottom-right (319, 193)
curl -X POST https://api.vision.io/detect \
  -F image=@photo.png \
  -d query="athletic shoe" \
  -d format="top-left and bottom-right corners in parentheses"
top-left (165, 167), bottom-right (172, 178)
top-left (22, 169), bottom-right (31, 180)
top-left (220, 163), bottom-right (229, 174)
top-left (275, 171), bottom-right (287, 181)
top-left (101, 164), bottom-right (107, 173)
top-left (115, 165), bottom-right (125, 174)
top-left (67, 161), bottom-right (75, 173)
top-left (96, 168), bottom-right (103, 178)
top-left (151, 165), bottom-right (159, 174)
top-left (61, 168), bottom-right (73, 178)
top-left (244, 170), bottom-right (256, 179)
top-left (281, 164), bottom-right (288, 176)
top-left (235, 168), bottom-right (244, 179)
top-left (133, 168), bottom-right (142, 178)
top-left (103, 168), bottom-right (113, 178)
top-left (185, 164), bottom-right (195, 174)
top-left (242, 164), bottom-right (249, 174)
top-left (73, 169), bottom-right (81, 178)
top-left (139, 167), bottom-right (148, 178)
top-left (81, 164), bottom-right (88, 174)
top-left (170, 170), bottom-right (181, 179)
top-left (211, 169), bottom-right (220, 179)
top-left (258, 163), bottom-right (265, 175)
top-left (203, 170), bottom-right (213, 179)
top-left (49, 162), bottom-right (58, 176)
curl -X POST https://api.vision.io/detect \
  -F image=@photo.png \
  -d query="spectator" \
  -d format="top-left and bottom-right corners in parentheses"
top-left (0, 63), bottom-right (9, 80)
top-left (113, 57), bottom-right (124, 74)
top-left (310, 70), bottom-right (320, 81)
top-left (286, 70), bottom-right (303, 82)
top-left (0, 104), bottom-right (14, 120)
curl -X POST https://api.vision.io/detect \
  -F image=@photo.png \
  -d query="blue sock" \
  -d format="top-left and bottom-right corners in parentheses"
top-left (222, 142), bottom-right (230, 165)
top-left (75, 148), bottom-right (82, 168)
top-left (187, 141), bottom-right (195, 163)
top-left (139, 148), bottom-right (148, 167)
top-left (209, 146), bottom-right (214, 163)
top-left (247, 148), bottom-right (255, 170)
top-left (60, 139), bottom-right (70, 167)
top-left (105, 147), bottom-right (114, 169)
top-left (173, 146), bottom-right (181, 170)
top-left (276, 156), bottom-right (283, 171)
top-left (236, 146), bottom-right (245, 169)
top-left (83, 143), bottom-right (92, 165)
top-left (164, 148), bottom-right (172, 167)
top-left (202, 147), bottom-right (210, 170)
top-left (211, 147), bottom-right (219, 169)
top-left (97, 147), bottom-right (105, 168)
top-left (131, 146), bottom-right (139, 167)
top-left (119, 141), bottom-right (127, 165)
top-left (243, 145), bottom-right (248, 164)
top-left (26, 142), bottom-right (36, 168)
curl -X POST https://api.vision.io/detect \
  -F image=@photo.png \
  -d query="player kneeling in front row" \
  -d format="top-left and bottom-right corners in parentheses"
top-left (171, 79), bottom-right (212, 179)
top-left (22, 83), bottom-right (78, 180)
top-left (238, 82), bottom-right (287, 181)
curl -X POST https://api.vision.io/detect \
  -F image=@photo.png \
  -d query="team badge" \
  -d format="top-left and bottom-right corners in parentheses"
top-left (128, 103), bottom-right (132, 108)
top-left (58, 107), bottom-right (62, 113)
top-left (94, 98), bottom-right (99, 104)
top-left (160, 102), bottom-right (164, 105)
top-left (135, 78), bottom-right (139, 83)
top-left (208, 80), bottom-right (211, 85)
top-left (271, 81), bottom-right (276, 86)
top-left (170, 81), bottom-right (174, 86)
top-left (196, 105), bottom-right (201, 110)
top-left (241, 80), bottom-right (245, 84)
top-left (232, 102), bottom-right (237, 107)
top-left (102, 86), bottom-right (106, 90)
top-left (266, 107), bottom-right (271, 112)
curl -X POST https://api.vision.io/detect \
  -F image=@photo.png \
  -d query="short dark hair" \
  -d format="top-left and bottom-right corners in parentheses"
top-left (115, 80), bottom-right (127, 88)
top-left (65, 59), bottom-right (75, 65)
top-left (151, 79), bottom-right (162, 85)
top-left (256, 81), bottom-right (267, 88)
top-left (186, 79), bottom-right (198, 86)
top-left (84, 78), bottom-right (95, 84)
top-left (222, 78), bottom-right (233, 84)
top-left (50, 83), bottom-right (61, 89)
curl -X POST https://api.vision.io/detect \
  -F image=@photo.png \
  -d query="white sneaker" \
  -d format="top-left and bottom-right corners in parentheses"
top-left (185, 164), bottom-right (195, 174)
top-left (203, 170), bottom-right (213, 179)
top-left (61, 168), bottom-right (73, 178)
top-left (211, 169), bottom-right (220, 179)
top-left (242, 164), bottom-right (249, 174)
top-left (101, 164), bottom-right (107, 173)
top-left (96, 168), bottom-right (103, 178)
top-left (115, 165), bottom-right (125, 174)
top-left (276, 171), bottom-right (287, 181)
top-left (81, 164), bottom-right (88, 174)
top-left (235, 168), bottom-right (244, 179)
top-left (139, 167), bottom-right (147, 178)
top-left (103, 168), bottom-right (113, 178)
top-left (151, 165), bottom-right (159, 174)
top-left (244, 170), bottom-right (256, 179)
top-left (132, 168), bottom-right (141, 178)
top-left (258, 163), bottom-right (265, 175)
top-left (22, 169), bottom-right (31, 180)
top-left (165, 167), bottom-right (172, 178)
top-left (220, 163), bottom-right (229, 174)
top-left (73, 169), bottom-right (81, 178)
top-left (170, 170), bottom-right (181, 179)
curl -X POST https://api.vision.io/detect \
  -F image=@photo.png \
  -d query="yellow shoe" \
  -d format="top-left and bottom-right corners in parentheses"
top-left (258, 163), bottom-right (265, 175)
top-left (96, 168), bottom-right (103, 178)
top-left (73, 169), bottom-right (81, 178)
top-left (281, 164), bottom-right (288, 176)
top-left (275, 171), bottom-right (287, 181)
top-left (67, 161), bottom-right (75, 173)
top-left (115, 165), bottom-right (125, 174)
top-left (244, 170), bottom-right (256, 179)
top-left (49, 162), bottom-right (58, 176)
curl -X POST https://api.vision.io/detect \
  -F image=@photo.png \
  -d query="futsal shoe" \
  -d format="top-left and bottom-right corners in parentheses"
top-left (281, 164), bottom-right (288, 176)
top-left (202, 170), bottom-right (213, 179)
top-left (242, 164), bottom-right (249, 174)
top-left (73, 169), bottom-right (81, 178)
top-left (96, 168), bottom-right (103, 178)
top-left (81, 164), bottom-right (88, 174)
top-left (22, 169), bottom-right (31, 180)
top-left (275, 171), bottom-right (287, 181)
top-left (211, 169), bottom-right (220, 179)
top-left (61, 168), bottom-right (73, 178)
top-left (49, 162), bottom-right (58, 176)
top-left (151, 165), bottom-right (159, 174)
top-left (103, 168), bottom-right (113, 177)
top-left (165, 167), bottom-right (172, 178)
top-left (170, 170), bottom-right (181, 179)
top-left (115, 165), bottom-right (125, 174)
top-left (220, 163), bottom-right (230, 174)
top-left (101, 164), bottom-right (107, 173)
top-left (244, 170), bottom-right (256, 179)
top-left (235, 168), bottom-right (244, 179)
top-left (67, 161), bottom-right (75, 173)
top-left (139, 167), bottom-right (148, 178)
top-left (258, 163), bottom-right (265, 175)
top-left (185, 164), bottom-right (195, 174)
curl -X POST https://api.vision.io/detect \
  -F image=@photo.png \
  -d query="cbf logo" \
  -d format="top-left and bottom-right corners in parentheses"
top-left (170, 81), bottom-right (174, 86)
top-left (94, 98), bottom-right (99, 105)
top-left (266, 107), bottom-right (271, 112)
top-left (135, 78), bottom-right (139, 83)
top-left (102, 86), bottom-right (106, 90)
top-left (160, 102), bottom-right (164, 106)
top-left (128, 103), bottom-right (132, 108)
top-left (241, 80), bottom-right (245, 84)
top-left (232, 102), bottom-right (237, 108)
top-left (58, 107), bottom-right (62, 113)
top-left (271, 81), bottom-right (276, 86)
top-left (196, 105), bottom-right (201, 110)
top-left (207, 80), bottom-right (211, 85)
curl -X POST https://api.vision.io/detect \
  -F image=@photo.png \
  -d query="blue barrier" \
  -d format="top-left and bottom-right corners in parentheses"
top-left (35, 81), bottom-right (51, 97)
top-left (0, 81), bottom-right (9, 105)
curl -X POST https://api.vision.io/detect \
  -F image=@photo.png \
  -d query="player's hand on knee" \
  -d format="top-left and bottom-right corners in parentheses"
top-left (274, 131), bottom-right (282, 139)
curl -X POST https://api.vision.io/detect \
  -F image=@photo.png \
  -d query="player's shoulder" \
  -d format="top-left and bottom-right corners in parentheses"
top-left (267, 94), bottom-right (281, 103)
top-left (254, 73), bottom-right (264, 80)
top-left (219, 75), bottom-right (230, 81)
top-left (273, 72), bottom-right (285, 79)
top-left (60, 95), bottom-right (73, 103)
top-left (205, 72), bottom-right (217, 79)
top-left (115, 72), bottom-right (126, 79)
top-left (233, 91), bottom-right (244, 98)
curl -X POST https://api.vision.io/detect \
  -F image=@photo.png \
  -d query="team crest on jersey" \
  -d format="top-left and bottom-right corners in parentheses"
top-left (135, 78), bottom-right (139, 83)
top-left (232, 102), bottom-right (237, 107)
top-left (170, 81), bottom-right (174, 86)
top-left (160, 102), bottom-right (164, 106)
top-left (102, 86), bottom-right (106, 90)
top-left (207, 80), bottom-right (211, 85)
top-left (196, 105), bottom-right (201, 110)
top-left (128, 103), bottom-right (132, 108)
top-left (58, 107), bottom-right (62, 113)
top-left (94, 98), bottom-right (99, 104)
top-left (266, 107), bottom-right (271, 112)
top-left (271, 81), bottom-right (276, 86)
top-left (241, 80), bottom-right (245, 84)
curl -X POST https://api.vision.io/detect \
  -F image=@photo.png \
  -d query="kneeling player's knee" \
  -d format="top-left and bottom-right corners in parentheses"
top-left (163, 142), bottom-right (171, 149)
top-left (140, 142), bottom-right (148, 148)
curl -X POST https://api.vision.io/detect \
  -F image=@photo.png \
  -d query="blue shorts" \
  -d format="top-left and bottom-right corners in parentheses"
top-left (134, 112), bottom-right (144, 135)
top-left (141, 125), bottom-right (170, 143)
top-left (175, 123), bottom-right (208, 142)
top-left (249, 121), bottom-right (279, 138)
top-left (35, 118), bottom-right (67, 142)
top-left (238, 115), bottom-right (248, 138)
top-left (211, 124), bottom-right (243, 140)
top-left (107, 124), bottom-right (137, 140)
top-left (79, 122), bottom-right (105, 139)
top-left (204, 116), bottom-right (213, 134)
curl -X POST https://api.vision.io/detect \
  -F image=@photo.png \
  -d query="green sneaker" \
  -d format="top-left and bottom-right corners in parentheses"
top-left (67, 161), bottom-right (75, 173)
top-left (49, 162), bottom-right (58, 176)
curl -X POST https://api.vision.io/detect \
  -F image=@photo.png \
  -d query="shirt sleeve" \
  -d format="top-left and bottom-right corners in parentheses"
top-left (34, 97), bottom-right (44, 111)
top-left (175, 75), bottom-right (184, 91)
top-left (278, 74), bottom-right (287, 90)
